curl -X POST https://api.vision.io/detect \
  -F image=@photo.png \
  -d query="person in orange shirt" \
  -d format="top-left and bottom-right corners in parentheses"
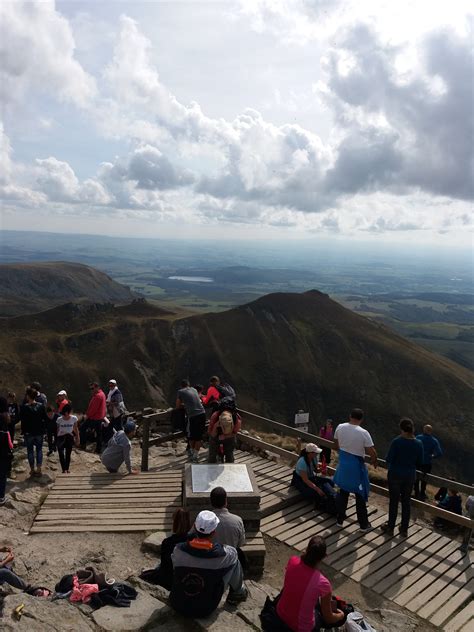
top-left (79, 382), bottom-right (107, 453)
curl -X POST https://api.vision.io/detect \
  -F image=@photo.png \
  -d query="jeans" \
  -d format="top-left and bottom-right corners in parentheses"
top-left (208, 436), bottom-right (236, 463)
top-left (25, 434), bottom-right (43, 469)
top-left (57, 434), bottom-right (74, 472)
top-left (336, 489), bottom-right (369, 528)
top-left (292, 474), bottom-right (336, 503)
top-left (388, 472), bottom-right (414, 531)
top-left (0, 567), bottom-right (27, 590)
top-left (0, 465), bottom-right (8, 499)
top-left (47, 423), bottom-right (57, 452)
top-left (79, 419), bottom-right (103, 452)
top-left (414, 463), bottom-right (432, 498)
top-left (222, 559), bottom-right (246, 596)
top-left (111, 415), bottom-right (124, 432)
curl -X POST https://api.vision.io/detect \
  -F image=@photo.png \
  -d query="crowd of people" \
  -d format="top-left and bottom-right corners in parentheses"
top-left (1, 376), bottom-right (472, 631)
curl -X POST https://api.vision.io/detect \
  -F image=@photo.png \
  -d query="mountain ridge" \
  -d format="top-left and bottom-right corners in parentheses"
top-left (0, 287), bottom-right (472, 480)
top-left (0, 261), bottom-right (136, 316)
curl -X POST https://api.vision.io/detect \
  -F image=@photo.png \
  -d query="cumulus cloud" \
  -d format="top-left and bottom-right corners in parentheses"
top-left (322, 23), bottom-right (474, 201)
top-left (0, 1), bottom-right (96, 111)
top-left (1, 1), bottom-right (472, 238)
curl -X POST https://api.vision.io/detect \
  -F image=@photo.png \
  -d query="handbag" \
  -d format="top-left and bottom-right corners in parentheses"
top-left (260, 595), bottom-right (293, 632)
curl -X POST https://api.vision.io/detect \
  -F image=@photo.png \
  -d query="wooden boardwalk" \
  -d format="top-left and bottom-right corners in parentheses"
top-left (30, 449), bottom-right (473, 630)
top-left (30, 470), bottom-right (182, 532)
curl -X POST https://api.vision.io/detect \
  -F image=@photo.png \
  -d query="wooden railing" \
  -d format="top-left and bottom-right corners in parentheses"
top-left (137, 406), bottom-right (473, 552)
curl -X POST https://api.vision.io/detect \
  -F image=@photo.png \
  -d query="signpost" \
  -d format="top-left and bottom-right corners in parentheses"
top-left (294, 410), bottom-right (309, 432)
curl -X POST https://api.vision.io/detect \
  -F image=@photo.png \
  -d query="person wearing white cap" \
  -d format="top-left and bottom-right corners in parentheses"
top-left (106, 379), bottom-right (126, 431)
top-left (55, 390), bottom-right (69, 414)
top-left (170, 510), bottom-right (248, 618)
top-left (291, 443), bottom-right (337, 510)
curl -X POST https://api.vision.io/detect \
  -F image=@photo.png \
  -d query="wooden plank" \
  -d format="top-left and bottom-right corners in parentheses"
top-left (443, 601), bottom-right (474, 632)
top-left (286, 505), bottom-right (379, 552)
top-left (38, 508), bottom-right (175, 515)
top-left (402, 556), bottom-right (473, 615)
top-left (368, 531), bottom-right (446, 593)
top-left (385, 537), bottom-right (460, 602)
top-left (335, 525), bottom-right (425, 577)
top-left (261, 500), bottom-right (309, 526)
top-left (325, 513), bottom-right (388, 560)
top-left (416, 566), bottom-right (474, 620)
top-left (395, 545), bottom-right (468, 607)
top-left (30, 524), bottom-right (166, 532)
top-left (428, 578), bottom-right (474, 627)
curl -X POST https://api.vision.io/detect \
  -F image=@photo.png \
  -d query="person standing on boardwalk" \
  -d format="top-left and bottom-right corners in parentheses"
top-left (79, 382), bottom-right (107, 453)
top-left (319, 419), bottom-right (334, 465)
top-left (176, 380), bottom-right (206, 463)
top-left (56, 404), bottom-right (80, 473)
top-left (20, 388), bottom-right (49, 477)
top-left (414, 424), bottom-right (442, 500)
top-left (381, 418), bottom-right (424, 537)
top-left (333, 408), bottom-right (377, 532)
top-left (45, 406), bottom-right (59, 456)
top-left (106, 379), bottom-right (126, 431)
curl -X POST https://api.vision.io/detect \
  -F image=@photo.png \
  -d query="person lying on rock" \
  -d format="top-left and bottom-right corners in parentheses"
top-left (100, 419), bottom-right (139, 475)
top-left (0, 546), bottom-right (51, 596)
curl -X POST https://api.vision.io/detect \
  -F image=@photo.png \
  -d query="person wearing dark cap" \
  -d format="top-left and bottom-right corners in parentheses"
top-left (170, 510), bottom-right (247, 618)
top-left (100, 419), bottom-right (139, 474)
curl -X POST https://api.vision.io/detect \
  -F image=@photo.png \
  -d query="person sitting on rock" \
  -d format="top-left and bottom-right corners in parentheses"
top-left (291, 443), bottom-right (337, 512)
top-left (170, 510), bottom-right (248, 618)
top-left (210, 486), bottom-right (248, 572)
top-left (100, 419), bottom-right (139, 475)
top-left (140, 508), bottom-right (191, 590)
top-left (276, 536), bottom-right (346, 631)
top-left (434, 488), bottom-right (463, 530)
top-left (208, 407), bottom-right (241, 463)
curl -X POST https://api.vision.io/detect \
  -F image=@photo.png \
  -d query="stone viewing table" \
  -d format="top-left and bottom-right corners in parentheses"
top-left (184, 463), bottom-right (265, 574)
top-left (184, 464), bottom-right (261, 512)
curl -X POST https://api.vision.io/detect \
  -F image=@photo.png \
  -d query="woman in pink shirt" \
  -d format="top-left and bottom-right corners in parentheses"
top-left (276, 536), bottom-right (345, 631)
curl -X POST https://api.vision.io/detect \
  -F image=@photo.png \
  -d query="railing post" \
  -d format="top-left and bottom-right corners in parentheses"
top-left (141, 418), bottom-right (150, 472)
top-left (460, 527), bottom-right (472, 554)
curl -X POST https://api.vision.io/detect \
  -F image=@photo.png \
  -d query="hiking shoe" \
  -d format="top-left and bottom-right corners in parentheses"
top-left (399, 528), bottom-right (408, 538)
top-left (380, 523), bottom-right (394, 536)
top-left (0, 497), bottom-right (6, 506)
top-left (336, 519), bottom-right (344, 528)
top-left (226, 586), bottom-right (248, 605)
top-left (359, 523), bottom-right (372, 533)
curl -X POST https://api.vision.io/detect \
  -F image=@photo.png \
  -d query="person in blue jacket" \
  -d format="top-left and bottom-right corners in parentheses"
top-left (381, 418), bottom-right (424, 537)
top-left (414, 424), bottom-right (442, 500)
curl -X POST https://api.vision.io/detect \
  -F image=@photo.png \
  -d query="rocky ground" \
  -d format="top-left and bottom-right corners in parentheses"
top-left (0, 440), bottom-right (442, 631)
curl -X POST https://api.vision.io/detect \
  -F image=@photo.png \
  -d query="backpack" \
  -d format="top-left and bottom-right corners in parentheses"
top-left (216, 382), bottom-right (236, 406)
top-left (345, 612), bottom-right (377, 632)
top-left (217, 411), bottom-right (234, 435)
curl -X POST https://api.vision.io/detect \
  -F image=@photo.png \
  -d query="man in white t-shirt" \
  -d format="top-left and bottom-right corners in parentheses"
top-left (333, 408), bottom-right (377, 531)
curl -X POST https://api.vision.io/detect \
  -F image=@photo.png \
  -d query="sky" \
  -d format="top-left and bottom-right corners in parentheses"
top-left (0, 1), bottom-right (473, 247)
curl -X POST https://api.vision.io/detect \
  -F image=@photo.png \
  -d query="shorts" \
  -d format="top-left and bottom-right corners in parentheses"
top-left (188, 412), bottom-right (206, 441)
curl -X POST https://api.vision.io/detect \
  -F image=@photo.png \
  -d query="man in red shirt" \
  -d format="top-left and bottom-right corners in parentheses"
top-left (201, 376), bottom-right (221, 410)
top-left (79, 382), bottom-right (107, 453)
